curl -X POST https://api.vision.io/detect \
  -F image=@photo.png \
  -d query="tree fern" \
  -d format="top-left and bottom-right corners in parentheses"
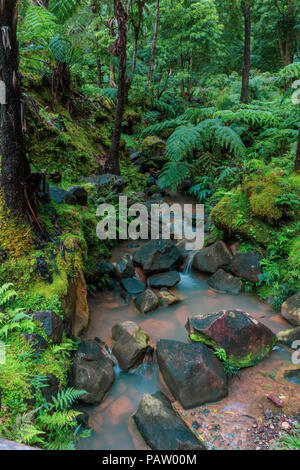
top-left (165, 125), bottom-right (202, 160)
top-left (49, 0), bottom-right (82, 24)
top-left (158, 160), bottom-right (189, 192)
top-left (0, 283), bottom-right (17, 308)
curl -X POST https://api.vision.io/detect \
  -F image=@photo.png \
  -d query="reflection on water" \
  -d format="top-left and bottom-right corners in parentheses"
top-left (78, 265), bottom-right (291, 450)
top-left (78, 363), bottom-right (160, 450)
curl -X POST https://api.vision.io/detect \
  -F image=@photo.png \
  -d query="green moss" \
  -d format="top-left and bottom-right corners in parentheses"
top-left (190, 332), bottom-right (278, 368)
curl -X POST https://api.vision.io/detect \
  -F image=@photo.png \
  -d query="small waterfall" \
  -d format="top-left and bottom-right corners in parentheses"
top-left (183, 250), bottom-right (197, 274)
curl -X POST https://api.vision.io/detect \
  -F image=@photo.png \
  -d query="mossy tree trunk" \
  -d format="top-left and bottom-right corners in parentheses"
top-left (0, 1), bottom-right (31, 214)
top-left (105, 0), bottom-right (128, 175)
top-left (240, 1), bottom-right (251, 104)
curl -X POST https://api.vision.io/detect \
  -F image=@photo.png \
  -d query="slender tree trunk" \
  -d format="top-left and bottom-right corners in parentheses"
top-left (109, 59), bottom-right (116, 87)
top-left (148, 0), bottom-right (160, 85)
top-left (132, 30), bottom-right (138, 72)
top-left (131, 0), bottom-right (145, 73)
top-left (96, 57), bottom-right (102, 88)
top-left (240, 1), bottom-right (251, 104)
top-left (295, 128), bottom-right (300, 172)
top-left (0, 1), bottom-right (31, 214)
top-left (276, 21), bottom-right (285, 67)
top-left (105, 0), bottom-right (128, 175)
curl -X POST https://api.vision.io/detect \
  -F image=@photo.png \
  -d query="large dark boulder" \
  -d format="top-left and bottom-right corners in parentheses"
top-left (50, 186), bottom-right (76, 205)
top-left (120, 278), bottom-right (146, 295)
top-left (133, 240), bottom-right (182, 275)
top-left (116, 255), bottom-right (135, 279)
top-left (156, 339), bottom-right (228, 409)
top-left (71, 340), bottom-right (115, 404)
top-left (31, 310), bottom-right (64, 344)
top-left (281, 292), bottom-right (300, 326)
top-left (68, 186), bottom-right (88, 206)
top-left (133, 391), bottom-right (206, 450)
top-left (112, 321), bottom-right (149, 371)
top-left (149, 271), bottom-right (181, 289)
top-left (186, 309), bottom-right (277, 368)
top-left (207, 269), bottom-right (242, 294)
top-left (82, 174), bottom-right (126, 194)
top-left (229, 251), bottom-right (261, 283)
top-left (193, 241), bottom-right (232, 273)
top-left (134, 289), bottom-right (159, 314)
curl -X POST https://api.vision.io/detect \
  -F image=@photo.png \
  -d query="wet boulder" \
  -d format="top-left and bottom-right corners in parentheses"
top-left (158, 288), bottom-right (182, 306)
top-left (116, 255), bottom-right (135, 279)
top-left (148, 271), bottom-right (181, 289)
top-left (134, 289), bottom-right (159, 314)
top-left (68, 186), bottom-right (88, 206)
top-left (112, 321), bottom-right (149, 371)
top-left (277, 326), bottom-right (300, 346)
top-left (207, 269), bottom-right (242, 294)
top-left (71, 340), bottom-right (115, 404)
top-left (186, 309), bottom-right (277, 368)
top-left (229, 251), bottom-right (261, 283)
top-left (31, 310), bottom-right (64, 344)
top-left (281, 292), bottom-right (300, 326)
top-left (27, 373), bottom-right (59, 406)
top-left (156, 339), bottom-right (228, 409)
top-left (120, 278), bottom-right (146, 295)
top-left (133, 240), bottom-right (182, 275)
top-left (193, 241), bottom-right (232, 274)
top-left (50, 186), bottom-right (76, 205)
top-left (96, 260), bottom-right (115, 278)
top-left (133, 391), bottom-right (206, 450)
top-left (82, 174), bottom-right (126, 194)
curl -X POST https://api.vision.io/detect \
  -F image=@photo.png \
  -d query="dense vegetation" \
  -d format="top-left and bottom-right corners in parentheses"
top-left (0, 0), bottom-right (299, 450)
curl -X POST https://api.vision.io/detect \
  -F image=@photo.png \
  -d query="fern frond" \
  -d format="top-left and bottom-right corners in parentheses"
top-left (49, 0), bottom-right (82, 24)
top-left (51, 387), bottom-right (86, 411)
top-left (158, 160), bottom-right (189, 191)
top-left (213, 125), bottom-right (246, 158)
top-left (165, 125), bottom-right (201, 160)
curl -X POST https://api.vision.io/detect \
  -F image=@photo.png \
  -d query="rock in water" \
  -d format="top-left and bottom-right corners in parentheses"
top-left (133, 391), bottom-right (206, 450)
top-left (186, 309), bottom-right (277, 368)
top-left (229, 251), bottom-right (261, 283)
top-left (156, 339), bottom-right (228, 409)
top-left (281, 292), bottom-right (300, 326)
top-left (71, 340), bottom-right (114, 404)
top-left (158, 288), bottom-right (182, 306)
top-left (148, 271), bottom-right (181, 288)
top-left (133, 240), bottom-right (182, 275)
top-left (116, 255), bottom-right (135, 279)
top-left (120, 278), bottom-right (146, 295)
top-left (277, 326), bottom-right (300, 346)
top-left (112, 321), bottom-right (150, 371)
top-left (207, 268), bottom-right (242, 294)
top-left (134, 289), bottom-right (159, 314)
top-left (192, 241), bottom-right (232, 273)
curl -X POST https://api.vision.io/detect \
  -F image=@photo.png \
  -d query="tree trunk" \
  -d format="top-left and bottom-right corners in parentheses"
top-left (105, 0), bottom-right (128, 175)
top-left (148, 0), bottom-right (160, 85)
top-left (131, 0), bottom-right (145, 73)
top-left (240, 1), bottom-right (251, 104)
top-left (276, 21), bottom-right (285, 67)
top-left (295, 128), bottom-right (300, 172)
top-left (96, 57), bottom-right (102, 88)
top-left (0, 1), bottom-right (31, 214)
top-left (109, 59), bottom-right (116, 87)
top-left (51, 61), bottom-right (71, 110)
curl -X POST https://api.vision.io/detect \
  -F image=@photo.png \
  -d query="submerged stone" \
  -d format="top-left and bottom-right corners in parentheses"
top-left (207, 268), bottom-right (242, 294)
top-left (134, 289), bottom-right (159, 314)
top-left (193, 241), bottom-right (232, 273)
top-left (148, 271), bottom-right (180, 288)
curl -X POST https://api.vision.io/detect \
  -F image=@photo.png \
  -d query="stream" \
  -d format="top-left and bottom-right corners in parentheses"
top-left (77, 197), bottom-right (299, 450)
